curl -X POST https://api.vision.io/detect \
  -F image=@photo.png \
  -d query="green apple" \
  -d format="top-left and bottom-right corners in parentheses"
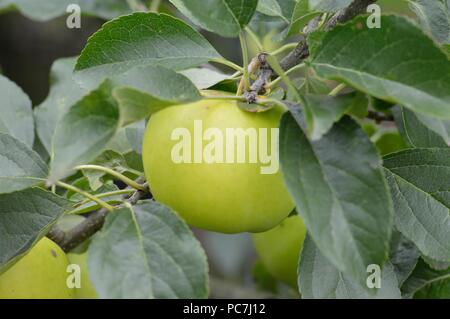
top-left (142, 95), bottom-right (295, 233)
top-left (252, 215), bottom-right (307, 287)
top-left (67, 252), bottom-right (98, 299)
top-left (0, 237), bottom-right (75, 299)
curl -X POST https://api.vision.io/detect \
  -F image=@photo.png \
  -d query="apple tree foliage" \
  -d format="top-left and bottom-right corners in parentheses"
top-left (0, 0), bottom-right (450, 299)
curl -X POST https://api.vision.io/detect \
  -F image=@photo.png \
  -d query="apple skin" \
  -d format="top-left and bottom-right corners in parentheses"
top-left (142, 97), bottom-right (295, 233)
top-left (67, 252), bottom-right (98, 299)
top-left (0, 237), bottom-right (75, 299)
top-left (252, 215), bottom-right (307, 287)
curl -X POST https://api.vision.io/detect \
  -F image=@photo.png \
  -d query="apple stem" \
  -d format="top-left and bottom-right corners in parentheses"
top-left (55, 181), bottom-right (114, 212)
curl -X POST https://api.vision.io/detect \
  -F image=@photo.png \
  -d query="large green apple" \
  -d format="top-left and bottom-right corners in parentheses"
top-left (67, 252), bottom-right (98, 299)
top-left (142, 95), bottom-right (295, 233)
top-left (252, 215), bottom-right (307, 287)
top-left (0, 237), bottom-right (75, 299)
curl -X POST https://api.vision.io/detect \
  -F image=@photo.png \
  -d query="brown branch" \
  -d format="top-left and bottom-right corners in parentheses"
top-left (247, 0), bottom-right (377, 100)
top-left (48, 182), bottom-right (150, 252)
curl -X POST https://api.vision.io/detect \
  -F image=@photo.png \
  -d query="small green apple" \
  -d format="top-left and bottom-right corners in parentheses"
top-left (252, 215), bottom-right (307, 287)
top-left (142, 94), bottom-right (294, 233)
top-left (0, 237), bottom-right (75, 299)
top-left (67, 252), bottom-right (98, 299)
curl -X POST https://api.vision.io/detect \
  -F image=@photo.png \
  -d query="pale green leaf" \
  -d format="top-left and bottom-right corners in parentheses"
top-left (0, 75), bottom-right (33, 147)
top-left (89, 200), bottom-right (209, 299)
top-left (0, 133), bottom-right (47, 194)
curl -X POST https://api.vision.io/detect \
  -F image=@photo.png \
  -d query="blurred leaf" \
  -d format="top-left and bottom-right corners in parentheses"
top-left (0, 133), bottom-right (47, 194)
top-left (389, 231), bottom-right (420, 286)
top-left (309, 16), bottom-right (450, 119)
top-left (50, 82), bottom-right (120, 182)
top-left (126, 121), bottom-right (146, 154)
top-left (169, 0), bottom-right (258, 37)
top-left (34, 58), bottom-right (88, 153)
top-left (180, 68), bottom-right (230, 90)
top-left (299, 235), bottom-right (401, 299)
top-left (112, 65), bottom-right (201, 125)
top-left (0, 188), bottom-right (69, 272)
top-left (280, 112), bottom-right (393, 285)
top-left (257, 0), bottom-right (284, 19)
top-left (408, 0), bottom-right (450, 44)
top-left (0, 75), bottom-right (33, 147)
top-left (309, 0), bottom-right (353, 12)
top-left (384, 148), bottom-right (450, 262)
top-left (393, 107), bottom-right (448, 148)
top-left (75, 12), bottom-right (220, 88)
top-left (0, 0), bottom-right (131, 21)
top-left (402, 258), bottom-right (450, 298)
top-left (89, 200), bottom-right (209, 298)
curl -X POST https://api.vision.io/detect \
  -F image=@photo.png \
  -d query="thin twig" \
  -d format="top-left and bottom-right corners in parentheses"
top-left (247, 0), bottom-right (377, 101)
top-left (48, 181), bottom-right (149, 252)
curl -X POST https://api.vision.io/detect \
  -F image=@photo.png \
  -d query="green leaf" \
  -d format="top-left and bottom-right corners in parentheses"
top-left (34, 57), bottom-right (88, 153)
top-left (299, 235), bottom-right (401, 299)
top-left (275, 0), bottom-right (321, 41)
top-left (0, 133), bottom-right (47, 194)
top-left (81, 150), bottom-right (132, 190)
top-left (180, 68), bottom-right (230, 90)
top-left (383, 148), bottom-right (450, 261)
top-left (49, 82), bottom-right (120, 182)
top-left (112, 65), bottom-right (201, 126)
top-left (409, 0), bottom-right (450, 44)
top-left (0, 0), bottom-right (131, 21)
top-left (256, 0), bottom-right (297, 23)
top-left (302, 92), bottom-right (364, 140)
top-left (75, 12), bottom-right (221, 87)
top-left (402, 258), bottom-right (450, 298)
top-left (309, 0), bottom-right (353, 12)
top-left (309, 16), bottom-right (450, 119)
top-left (126, 121), bottom-right (146, 154)
top-left (416, 114), bottom-right (450, 146)
top-left (393, 107), bottom-right (448, 148)
top-left (279, 112), bottom-right (394, 284)
top-left (89, 200), bottom-right (209, 298)
top-left (389, 230), bottom-right (420, 286)
top-left (169, 0), bottom-right (258, 37)
top-left (0, 75), bottom-right (33, 147)
top-left (0, 188), bottom-right (69, 272)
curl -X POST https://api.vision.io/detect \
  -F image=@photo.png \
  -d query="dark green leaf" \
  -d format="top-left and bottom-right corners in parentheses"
top-left (89, 200), bottom-right (209, 298)
top-left (309, 16), bottom-right (450, 119)
top-left (0, 75), bottom-right (33, 147)
top-left (415, 114), bottom-right (450, 146)
top-left (389, 230), bottom-right (420, 286)
top-left (0, 188), bottom-right (69, 272)
top-left (50, 82), bottom-right (120, 182)
top-left (302, 92), bottom-right (363, 140)
top-left (402, 258), bottom-right (450, 298)
top-left (169, 0), bottom-right (258, 37)
top-left (393, 107), bottom-right (448, 148)
top-left (75, 12), bottom-right (221, 87)
top-left (384, 148), bottom-right (450, 261)
top-left (125, 121), bottom-right (145, 154)
top-left (299, 235), bottom-right (401, 299)
top-left (280, 112), bottom-right (393, 284)
top-left (0, 133), bottom-right (47, 194)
